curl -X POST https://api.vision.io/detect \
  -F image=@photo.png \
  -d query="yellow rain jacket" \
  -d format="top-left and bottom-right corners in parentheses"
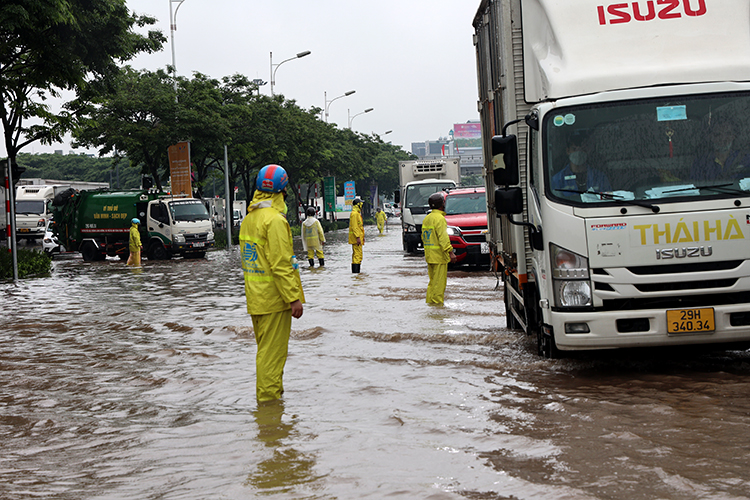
top-left (348, 204), bottom-right (364, 244)
top-left (301, 217), bottom-right (325, 253)
top-left (421, 209), bottom-right (452, 264)
top-left (240, 191), bottom-right (305, 315)
top-left (129, 223), bottom-right (141, 252)
top-left (376, 210), bottom-right (387, 232)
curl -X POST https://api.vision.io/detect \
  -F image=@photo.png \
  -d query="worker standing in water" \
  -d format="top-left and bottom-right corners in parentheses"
top-left (421, 192), bottom-right (456, 305)
top-left (376, 207), bottom-right (387, 234)
top-left (349, 197), bottom-right (364, 273)
top-left (126, 218), bottom-right (142, 266)
top-left (240, 164), bottom-right (305, 403)
top-left (302, 206), bottom-right (325, 267)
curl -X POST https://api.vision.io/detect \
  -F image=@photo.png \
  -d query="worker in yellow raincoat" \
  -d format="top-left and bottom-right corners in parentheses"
top-left (240, 164), bottom-right (305, 402)
top-left (126, 218), bottom-right (142, 266)
top-left (302, 206), bottom-right (325, 267)
top-left (376, 208), bottom-right (387, 234)
top-left (348, 197), bottom-right (364, 273)
top-left (421, 192), bottom-right (456, 305)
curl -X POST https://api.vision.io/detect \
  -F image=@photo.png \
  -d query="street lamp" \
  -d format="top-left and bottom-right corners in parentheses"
top-left (169, 0), bottom-right (188, 90)
top-left (324, 90), bottom-right (355, 123)
top-left (348, 108), bottom-right (374, 129)
top-left (270, 50), bottom-right (311, 95)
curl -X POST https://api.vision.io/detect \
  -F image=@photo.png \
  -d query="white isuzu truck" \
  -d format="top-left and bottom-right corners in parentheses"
top-left (474, 0), bottom-right (750, 356)
top-left (396, 158), bottom-right (460, 253)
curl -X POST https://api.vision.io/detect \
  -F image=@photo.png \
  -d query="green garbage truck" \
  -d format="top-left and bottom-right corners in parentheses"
top-left (52, 189), bottom-right (215, 261)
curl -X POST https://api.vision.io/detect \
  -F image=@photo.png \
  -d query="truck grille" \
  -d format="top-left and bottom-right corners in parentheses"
top-left (594, 259), bottom-right (750, 310)
top-left (465, 235), bottom-right (486, 243)
top-left (185, 233), bottom-right (209, 243)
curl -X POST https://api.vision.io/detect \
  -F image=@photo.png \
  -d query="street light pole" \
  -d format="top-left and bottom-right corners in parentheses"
top-left (324, 90), bottom-right (356, 123)
top-left (347, 107), bottom-right (373, 129)
top-left (169, 0), bottom-right (188, 92)
top-left (270, 50), bottom-right (311, 96)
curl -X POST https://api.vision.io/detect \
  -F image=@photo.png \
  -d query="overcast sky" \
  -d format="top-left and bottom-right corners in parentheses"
top-left (13, 0), bottom-right (481, 157)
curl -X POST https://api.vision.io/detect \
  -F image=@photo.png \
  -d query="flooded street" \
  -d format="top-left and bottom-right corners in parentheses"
top-left (3, 222), bottom-right (750, 499)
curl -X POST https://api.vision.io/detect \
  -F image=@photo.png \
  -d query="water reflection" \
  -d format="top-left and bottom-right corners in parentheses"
top-left (247, 400), bottom-right (321, 495)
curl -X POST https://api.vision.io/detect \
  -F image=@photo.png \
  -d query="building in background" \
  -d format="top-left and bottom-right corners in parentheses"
top-left (410, 120), bottom-right (483, 183)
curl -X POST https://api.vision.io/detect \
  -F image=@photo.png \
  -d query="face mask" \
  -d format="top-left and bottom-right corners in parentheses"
top-left (569, 151), bottom-right (587, 166)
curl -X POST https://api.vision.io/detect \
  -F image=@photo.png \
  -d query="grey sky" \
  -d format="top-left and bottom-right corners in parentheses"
top-left (11, 0), bottom-right (481, 156)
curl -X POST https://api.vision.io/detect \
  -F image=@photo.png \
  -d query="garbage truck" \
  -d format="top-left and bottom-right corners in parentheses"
top-left (474, 0), bottom-right (750, 356)
top-left (395, 158), bottom-right (460, 253)
top-left (52, 188), bottom-right (215, 261)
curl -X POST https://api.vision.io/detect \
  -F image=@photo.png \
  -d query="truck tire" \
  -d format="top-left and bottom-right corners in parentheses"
top-left (148, 241), bottom-right (171, 260)
top-left (81, 242), bottom-right (103, 262)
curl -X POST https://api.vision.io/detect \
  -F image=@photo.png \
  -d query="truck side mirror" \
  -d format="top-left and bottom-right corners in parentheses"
top-left (394, 190), bottom-right (400, 204)
top-left (494, 187), bottom-right (523, 215)
top-left (491, 135), bottom-right (519, 186)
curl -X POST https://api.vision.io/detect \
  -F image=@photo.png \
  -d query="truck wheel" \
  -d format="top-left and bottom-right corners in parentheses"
top-left (148, 242), bottom-right (170, 260)
top-left (537, 327), bottom-right (560, 359)
top-left (81, 242), bottom-right (98, 262)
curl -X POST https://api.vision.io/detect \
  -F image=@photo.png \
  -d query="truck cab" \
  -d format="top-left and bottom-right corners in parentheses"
top-left (397, 158), bottom-right (460, 253)
top-left (146, 197), bottom-right (214, 259)
top-left (15, 185), bottom-right (55, 241)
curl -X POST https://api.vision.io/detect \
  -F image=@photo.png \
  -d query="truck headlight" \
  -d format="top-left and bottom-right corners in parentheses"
top-left (551, 244), bottom-right (592, 307)
top-left (404, 223), bottom-right (417, 233)
top-left (37, 219), bottom-right (46, 227)
top-left (207, 230), bottom-right (214, 240)
top-left (174, 234), bottom-right (185, 243)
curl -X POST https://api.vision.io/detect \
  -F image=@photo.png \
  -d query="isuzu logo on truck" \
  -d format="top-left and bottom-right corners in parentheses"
top-left (597, 0), bottom-right (707, 25)
top-left (655, 246), bottom-right (713, 259)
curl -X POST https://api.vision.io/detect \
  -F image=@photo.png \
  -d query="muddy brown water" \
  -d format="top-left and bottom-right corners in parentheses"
top-left (2, 223), bottom-right (750, 499)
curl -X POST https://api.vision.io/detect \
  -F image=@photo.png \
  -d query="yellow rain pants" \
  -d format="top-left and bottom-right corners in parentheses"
top-left (252, 310), bottom-right (292, 402)
top-left (426, 263), bottom-right (448, 304)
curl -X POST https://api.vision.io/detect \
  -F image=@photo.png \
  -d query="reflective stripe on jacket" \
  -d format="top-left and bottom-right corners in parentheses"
top-left (421, 209), bottom-right (452, 264)
top-left (240, 191), bottom-right (305, 315)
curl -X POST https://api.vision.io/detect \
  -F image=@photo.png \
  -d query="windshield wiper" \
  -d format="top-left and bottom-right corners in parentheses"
top-left (666, 182), bottom-right (749, 197)
top-left (557, 189), bottom-right (661, 213)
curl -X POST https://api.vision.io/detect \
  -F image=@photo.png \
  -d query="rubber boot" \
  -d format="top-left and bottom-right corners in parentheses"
top-left (352, 263), bottom-right (360, 273)
top-left (308, 259), bottom-right (315, 268)
top-left (318, 258), bottom-right (325, 267)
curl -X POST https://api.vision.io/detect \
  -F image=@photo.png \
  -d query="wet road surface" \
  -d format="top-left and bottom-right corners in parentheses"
top-left (2, 221), bottom-right (750, 499)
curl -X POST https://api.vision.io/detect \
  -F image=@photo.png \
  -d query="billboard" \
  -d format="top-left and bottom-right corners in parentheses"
top-left (453, 123), bottom-right (482, 139)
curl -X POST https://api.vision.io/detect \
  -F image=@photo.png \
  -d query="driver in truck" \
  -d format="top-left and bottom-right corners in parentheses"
top-left (551, 132), bottom-right (611, 197)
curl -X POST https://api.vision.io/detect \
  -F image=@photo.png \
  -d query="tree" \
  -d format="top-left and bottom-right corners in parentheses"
top-left (73, 67), bottom-right (179, 190)
top-left (0, 0), bottom-right (165, 174)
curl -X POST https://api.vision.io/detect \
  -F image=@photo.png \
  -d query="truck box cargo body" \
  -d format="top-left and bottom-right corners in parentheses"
top-left (397, 158), bottom-right (461, 253)
top-left (473, 0), bottom-right (750, 356)
top-left (52, 189), bottom-right (215, 261)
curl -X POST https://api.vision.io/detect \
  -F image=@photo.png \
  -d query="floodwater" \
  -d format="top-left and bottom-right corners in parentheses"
top-left (2, 221), bottom-right (750, 499)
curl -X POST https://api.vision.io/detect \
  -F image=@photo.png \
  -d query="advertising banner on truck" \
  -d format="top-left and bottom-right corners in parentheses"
top-left (168, 142), bottom-right (192, 197)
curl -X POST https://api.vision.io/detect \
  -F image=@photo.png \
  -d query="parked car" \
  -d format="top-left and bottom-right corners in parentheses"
top-left (443, 186), bottom-right (489, 267)
top-left (42, 219), bottom-right (65, 255)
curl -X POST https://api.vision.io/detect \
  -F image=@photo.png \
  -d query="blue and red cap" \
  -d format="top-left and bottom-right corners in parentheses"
top-left (256, 164), bottom-right (289, 193)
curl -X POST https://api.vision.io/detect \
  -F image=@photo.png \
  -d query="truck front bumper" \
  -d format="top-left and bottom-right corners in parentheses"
top-left (174, 240), bottom-right (215, 253)
top-left (550, 304), bottom-right (750, 350)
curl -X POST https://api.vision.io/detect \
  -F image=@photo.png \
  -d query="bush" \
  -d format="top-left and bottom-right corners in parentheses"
top-left (0, 248), bottom-right (52, 280)
top-left (213, 229), bottom-right (239, 249)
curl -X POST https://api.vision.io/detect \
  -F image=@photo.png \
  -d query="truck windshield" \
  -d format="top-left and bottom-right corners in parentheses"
top-left (545, 91), bottom-right (750, 205)
top-left (16, 200), bottom-right (45, 214)
top-left (445, 192), bottom-right (486, 215)
top-left (169, 200), bottom-right (210, 222)
top-left (405, 183), bottom-right (456, 210)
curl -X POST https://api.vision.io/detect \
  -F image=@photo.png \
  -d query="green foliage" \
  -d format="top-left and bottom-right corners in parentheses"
top-left (0, 249), bottom-right (52, 280)
top-left (0, 0), bottom-right (165, 166)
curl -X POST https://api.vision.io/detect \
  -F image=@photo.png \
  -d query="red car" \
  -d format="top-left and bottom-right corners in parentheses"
top-left (443, 187), bottom-right (490, 267)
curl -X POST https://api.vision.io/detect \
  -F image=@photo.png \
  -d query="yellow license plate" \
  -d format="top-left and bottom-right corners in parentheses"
top-left (18, 228), bottom-right (29, 232)
top-left (667, 308), bottom-right (715, 334)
